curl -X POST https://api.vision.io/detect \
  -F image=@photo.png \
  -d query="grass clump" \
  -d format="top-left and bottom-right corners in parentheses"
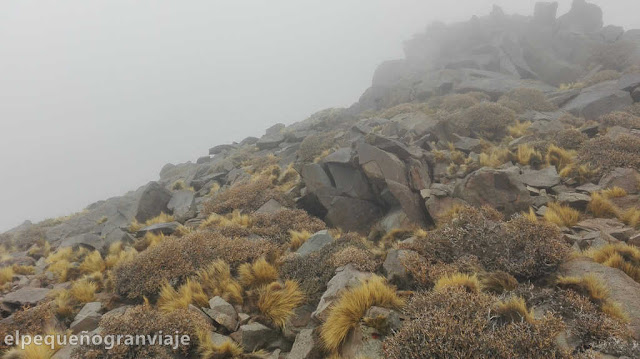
top-left (434, 272), bottom-right (481, 293)
top-left (197, 260), bottom-right (244, 305)
top-left (587, 192), bottom-right (620, 218)
top-left (583, 243), bottom-right (640, 283)
top-left (256, 280), bottom-right (305, 328)
top-left (171, 179), bottom-right (194, 191)
top-left (546, 144), bottom-right (575, 172)
top-left (478, 271), bottom-right (518, 294)
top-left (196, 328), bottom-right (247, 359)
top-left (515, 144), bottom-right (543, 167)
top-left (0, 266), bottom-right (14, 287)
top-left (320, 275), bottom-right (404, 351)
top-left (494, 296), bottom-right (534, 324)
top-left (69, 279), bottom-right (97, 303)
top-left (479, 146), bottom-right (512, 168)
top-left (508, 120), bottom-right (532, 137)
top-left (238, 258), bottom-right (278, 288)
top-left (289, 230), bottom-right (311, 251)
top-left (129, 212), bottom-right (175, 232)
top-left (556, 275), bottom-right (628, 322)
top-left (544, 202), bottom-right (580, 227)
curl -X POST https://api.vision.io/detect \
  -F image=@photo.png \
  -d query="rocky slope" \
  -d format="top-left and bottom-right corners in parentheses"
top-left (2, 1), bottom-right (640, 358)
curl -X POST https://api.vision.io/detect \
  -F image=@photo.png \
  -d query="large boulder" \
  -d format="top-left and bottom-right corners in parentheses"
top-left (134, 181), bottom-right (172, 223)
top-left (563, 81), bottom-right (633, 121)
top-left (2, 287), bottom-right (51, 308)
top-left (230, 322), bottom-right (279, 352)
top-left (167, 190), bottom-right (195, 220)
top-left (560, 258), bottom-right (640, 339)
top-left (288, 329), bottom-right (323, 359)
top-left (557, 0), bottom-right (603, 34)
top-left (70, 302), bottom-right (102, 333)
top-left (599, 167), bottom-right (640, 194)
top-left (520, 166), bottom-right (561, 188)
top-left (296, 230), bottom-right (333, 256)
top-left (454, 167), bottom-right (532, 215)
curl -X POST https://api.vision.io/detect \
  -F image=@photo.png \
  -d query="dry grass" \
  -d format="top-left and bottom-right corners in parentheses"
top-left (479, 271), bottom-right (518, 294)
top-left (557, 275), bottom-right (628, 322)
top-left (289, 230), bottom-right (311, 251)
top-left (602, 186), bottom-right (628, 198)
top-left (129, 212), bottom-right (175, 232)
top-left (238, 258), bottom-right (278, 288)
top-left (196, 328), bottom-right (244, 358)
top-left (498, 88), bottom-right (556, 113)
top-left (78, 250), bottom-right (105, 274)
top-left (546, 144), bottom-right (575, 172)
top-left (515, 144), bottom-right (543, 167)
top-left (158, 278), bottom-right (209, 313)
top-left (494, 296), bottom-right (534, 324)
top-left (523, 208), bottom-right (538, 222)
top-left (0, 267), bottom-right (14, 287)
top-left (507, 121), bottom-right (531, 137)
top-left (257, 280), bottom-right (305, 328)
top-left (434, 272), bottom-right (481, 293)
top-left (53, 289), bottom-right (74, 318)
top-left (479, 147), bottom-right (511, 168)
top-left (200, 210), bottom-right (252, 230)
top-left (320, 275), bottom-right (404, 351)
top-left (134, 232), bottom-right (167, 251)
top-left (196, 260), bottom-right (244, 305)
top-left (172, 179), bottom-right (194, 191)
top-left (544, 202), bottom-right (580, 227)
top-left (583, 243), bottom-right (640, 283)
top-left (587, 192), bottom-right (620, 218)
top-left (12, 265), bottom-right (35, 275)
top-left (69, 279), bottom-right (97, 303)
top-left (620, 207), bottom-right (640, 228)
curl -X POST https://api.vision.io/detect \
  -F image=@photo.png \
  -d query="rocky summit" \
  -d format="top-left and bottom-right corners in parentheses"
top-left (2, 1), bottom-right (640, 358)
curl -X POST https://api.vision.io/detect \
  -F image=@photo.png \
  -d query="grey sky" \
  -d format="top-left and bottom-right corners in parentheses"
top-left (0, 0), bottom-right (638, 231)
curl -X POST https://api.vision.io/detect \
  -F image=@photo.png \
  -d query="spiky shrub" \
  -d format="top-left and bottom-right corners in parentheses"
top-left (320, 276), bottom-right (404, 351)
top-left (578, 134), bottom-right (640, 175)
top-left (599, 111), bottom-right (640, 129)
top-left (202, 175), bottom-right (291, 215)
top-left (74, 304), bottom-right (210, 359)
top-left (479, 271), bottom-right (518, 294)
top-left (544, 202), bottom-right (580, 227)
top-left (553, 128), bottom-right (588, 150)
top-left (402, 206), bottom-right (570, 280)
top-left (256, 280), bottom-right (305, 328)
top-left (0, 303), bottom-right (58, 345)
top-left (114, 231), bottom-right (277, 300)
top-left (384, 287), bottom-right (567, 359)
top-left (498, 88), bottom-right (557, 113)
top-left (460, 102), bottom-right (516, 140)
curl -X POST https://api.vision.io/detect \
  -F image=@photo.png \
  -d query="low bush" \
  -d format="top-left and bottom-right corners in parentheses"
top-left (461, 102), bottom-right (516, 141)
top-left (202, 176), bottom-right (292, 215)
top-left (553, 128), bottom-right (588, 150)
top-left (383, 287), bottom-right (567, 359)
top-left (578, 134), bottom-right (640, 175)
top-left (599, 111), bottom-right (640, 129)
top-left (588, 41), bottom-right (638, 72)
top-left (114, 231), bottom-right (277, 299)
top-left (402, 206), bottom-right (570, 280)
top-left (498, 88), bottom-right (557, 113)
top-left (296, 132), bottom-right (338, 163)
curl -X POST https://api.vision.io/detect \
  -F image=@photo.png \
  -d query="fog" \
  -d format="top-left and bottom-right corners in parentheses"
top-left (0, 0), bottom-right (638, 231)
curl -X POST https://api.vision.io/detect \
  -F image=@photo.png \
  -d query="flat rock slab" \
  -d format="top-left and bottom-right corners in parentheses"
top-left (2, 287), bottom-right (51, 307)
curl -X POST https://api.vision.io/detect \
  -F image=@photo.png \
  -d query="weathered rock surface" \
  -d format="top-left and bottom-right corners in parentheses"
top-left (454, 167), bottom-right (532, 215)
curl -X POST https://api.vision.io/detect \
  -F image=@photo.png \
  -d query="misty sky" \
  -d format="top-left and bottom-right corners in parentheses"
top-left (0, 0), bottom-right (638, 231)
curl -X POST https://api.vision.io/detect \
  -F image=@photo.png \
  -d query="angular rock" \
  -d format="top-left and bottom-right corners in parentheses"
top-left (386, 180), bottom-right (427, 226)
top-left (326, 163), bottom-right (374, 200)
top-left (313, 264), bottom-right (372, 321)
top-left (230, 322), bottom-right (279, 351)
top-left (255, 199), bottom-right (284, 214)
top-left (288, 328), bottom-right (322, 359)
top-left (425, 196), bottom-right (467, 224)
top-left (520, 166), bottom-right (560, 188)
top-left (296, 230), bottom-right (333, 256)
top-left (563, 81), bottom-right (633, 121)
top-left (454, 167), bottom-right (532, 215)
top-left (257, 133), bottom-right (285, 150)
top-left (70, 302), bottom-right (102, 333)
top-left (134, 181), bottom-right (172, 223)
top-left (167, 190), bottom-right (195, 219)
top-left (323, 148), bottom-right (353, 165)
top-left (2, 287), bottom-right (51, 308)
top-left (383, 249), bottom-right (417, 287)
top-left (136, 222), bottom-right (180, 237)
top-left (323, 196), bottom-right (383, 233)
top-left (557, 0), bottom-right (603, 34)
top-left (340, 324), bottom-right (384, 359)
top-left (58, 233), bottom-right (103, 251)
top-left (557, 192), bottom-right (592, 211)
top-left (357, 143), bottom-right (408, 186)
top-left (599, 167), bottom-right (640, 194)
top-left (205, 296), bottom-right (238, 332)
top-left (209, 144), bottom-right (238, 155)
top-left (407, 158), bottom-right (431, 191)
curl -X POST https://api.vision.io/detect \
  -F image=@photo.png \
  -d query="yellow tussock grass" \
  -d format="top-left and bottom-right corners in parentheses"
top-left (544, 202), bottom-right (580, 227)
top-left (320, 275), bottom-right (404, 351)
top-left (289, 230), bottom-right (311, 251)
top-left (69, 279), bottom-right (97, 303)
top-left (434, 272), bottom-right (482, 293)
top-left (494, 296), bottom-right (534, 324)
top-left (257, 280), bottom-right (305, 328)
top-left (238, 258), bottom-right (278, 288)
top-left (196, 260), bottom-right (244, 304)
